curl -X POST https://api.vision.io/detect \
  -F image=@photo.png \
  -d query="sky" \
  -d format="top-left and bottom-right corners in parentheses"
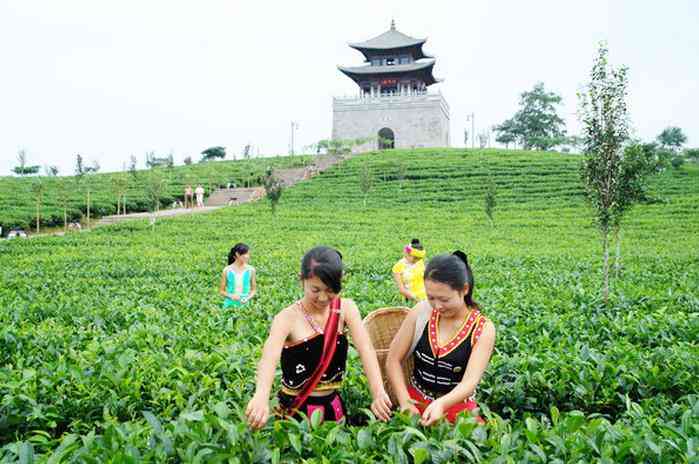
top-left (1, 0), bottom-right (697, 176)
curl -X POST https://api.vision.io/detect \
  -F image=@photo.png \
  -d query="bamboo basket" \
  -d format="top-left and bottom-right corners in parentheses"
top-left (363, 306), bottom-right (415, 406)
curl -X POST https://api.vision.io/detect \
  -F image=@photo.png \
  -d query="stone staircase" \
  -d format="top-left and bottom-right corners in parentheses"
top-left (206, 154), bottom-right (349, 206)
top-left (205, 187), bottom-right (265, 207)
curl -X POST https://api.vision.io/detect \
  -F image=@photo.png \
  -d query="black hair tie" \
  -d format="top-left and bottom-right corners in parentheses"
top-left (452, 250), bottom-right (469, 267)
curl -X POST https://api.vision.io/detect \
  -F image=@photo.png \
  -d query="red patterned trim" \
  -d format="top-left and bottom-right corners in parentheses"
top-left (428, 307), bottom-right (480, 358)
top-left (471, 316), bottom-right (487, 346)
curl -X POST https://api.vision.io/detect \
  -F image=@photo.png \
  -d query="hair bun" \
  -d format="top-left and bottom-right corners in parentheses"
top-left (410, 238), bottom-right (420, 246)
top-left (452, 250), bottom-right (469, 267)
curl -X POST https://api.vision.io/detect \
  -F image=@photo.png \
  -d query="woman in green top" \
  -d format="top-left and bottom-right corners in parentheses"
top-left (219, 243), bottom-right (257, 308)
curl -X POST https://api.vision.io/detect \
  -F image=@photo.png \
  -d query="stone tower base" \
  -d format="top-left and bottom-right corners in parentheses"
top-left (332, 92), bottom-right (450, 151)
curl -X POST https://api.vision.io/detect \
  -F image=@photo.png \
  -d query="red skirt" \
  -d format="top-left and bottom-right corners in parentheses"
top-left (408, 385), bottom-right (484, 424)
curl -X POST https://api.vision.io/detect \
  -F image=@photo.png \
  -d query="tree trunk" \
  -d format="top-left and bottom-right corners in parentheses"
top-left (602, 230), bottom-right (609, 306)
top-left (87, 190), bottom-right (91, 228)
top-left (614, 228), bottom-right (622, 277)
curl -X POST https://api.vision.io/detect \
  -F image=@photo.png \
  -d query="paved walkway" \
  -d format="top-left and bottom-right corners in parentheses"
top-left (96, 206), bottom-right (222, 226)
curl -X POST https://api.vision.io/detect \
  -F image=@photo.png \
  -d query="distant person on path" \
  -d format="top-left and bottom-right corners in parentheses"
top-left (392, 238), bottom-right (427, 303)
top-left (195, 184), bottom-right (205, 207)
top-left (386, 252), bottom-right (495, 426)
top-left (219, 243), bottom-right (257, 309)
top-left (184, 185), bottom-right (194, 209)
top-left (245, 246), bottom-right (392, 429)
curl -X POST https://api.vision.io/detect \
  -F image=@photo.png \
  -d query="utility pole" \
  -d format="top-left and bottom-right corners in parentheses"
top-left (290, 121), bottom-right (299, 155)
top-left (466, 113), bottom-right (475, 149)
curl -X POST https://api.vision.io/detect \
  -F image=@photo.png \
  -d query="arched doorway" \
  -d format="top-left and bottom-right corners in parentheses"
top-left (378, 127), bottom-right (395, 150)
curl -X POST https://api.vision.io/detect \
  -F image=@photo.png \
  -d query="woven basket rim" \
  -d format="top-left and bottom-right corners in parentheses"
top-left (362, 306), bottom-right (411, 324)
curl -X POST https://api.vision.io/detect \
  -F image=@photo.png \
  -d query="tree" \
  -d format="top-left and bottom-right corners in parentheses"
top-left (359, 160), bottom-right (374, 207)
top-left (30, 177), bottom-right (44, 233)
top-left (656, 127), bottom-right (687, 152)
top-left (145, 168), bottom-right (168, 219)
top-left (128, 155), bottom-right (138, 178)
top-left (85, 160), bottom-right (100, 174)
top-left (111, 173), bottom-right (129, 216)
top-left (684, 148), bottom-right (699, 162)
top-left (263, 168), bottom-right (283, 216)
top-left (396, 159), bottom-right (407, 192)
top-left (200, 146), bottom-right (226, 162)
top-left (316, 137), bottom-right (371, 156)
top-left (75, 155), bottom-right (98, 228)
top-left (183, 156), bottom-right (192, 165)
top-left (56, 180), bottom-right (71, 231)
top-left (494, 82), bottom-right (567, 151)
top-left (13, 149), bottom-right (40, 176)
top-left (579, 43), bottom-right (635, 304)
top-left (75, 154), bottom-right (85, 176)
top-left (44, 165), bottom-right (59, 176)
top-left (494, 121), bottom-right (516, 148)
top-left (145, 151), bottom-right (173, 168)
top-left (477, 131), bottom-right (489, 149)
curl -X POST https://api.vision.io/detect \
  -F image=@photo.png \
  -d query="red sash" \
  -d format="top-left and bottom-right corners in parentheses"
top-left (287, 297), bottom-right (342, 414)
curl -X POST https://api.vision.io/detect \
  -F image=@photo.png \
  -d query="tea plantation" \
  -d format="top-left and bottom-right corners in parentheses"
top-left (1, 149), bottom-right (697, 462)
top-left (0, 155), bottom-right (311, 231)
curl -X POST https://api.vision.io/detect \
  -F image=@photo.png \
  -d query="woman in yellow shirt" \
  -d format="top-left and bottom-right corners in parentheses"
top-left (392, 239), bottom-right (427, 302)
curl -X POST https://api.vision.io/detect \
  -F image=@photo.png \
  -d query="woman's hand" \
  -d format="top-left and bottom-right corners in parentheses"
top-left (370, 389), bottom-right (393, 421)
top-left (399, 399), bottom-right (420, 416)
top-left (231, 294), bottom-right (241, 301)
top-left (245, 393), bottom-right (270, 429)
top-left (420, 398), bottom-right (446, 426)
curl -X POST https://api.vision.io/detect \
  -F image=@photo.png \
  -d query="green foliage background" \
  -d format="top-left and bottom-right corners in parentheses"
top-left (1, 149), bottom-right (697, 462)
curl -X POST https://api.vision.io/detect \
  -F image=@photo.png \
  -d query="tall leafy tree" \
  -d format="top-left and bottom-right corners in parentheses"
top-left (263, 167), bottom-right (283, 216)
top-left (578, 43), bottom-right (655, 304)
top-left (656, 126), bottom-right (687, 152)
top-left (13, 149), bottom-right (40, 176)
top-left (200, 146), bottom-right (226, 162)
top-left (495, 82), bottom-right (567, 151)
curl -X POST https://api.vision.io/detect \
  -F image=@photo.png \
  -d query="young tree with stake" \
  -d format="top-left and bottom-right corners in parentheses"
top-left (579, 43), bottom-right (646, 304)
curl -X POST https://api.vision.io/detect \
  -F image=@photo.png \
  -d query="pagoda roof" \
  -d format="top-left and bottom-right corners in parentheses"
top-left (348, 21), bottom-right (432, 61)
top-left (349, 28), bottom-right (425, 50)
top-left (338, 59), bottom-right (441, 86)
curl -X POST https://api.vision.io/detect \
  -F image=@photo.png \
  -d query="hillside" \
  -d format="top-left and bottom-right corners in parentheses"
top-left (1, 148), bottom-right (697, 461)
top-left (0, 155), bottom-right (311, 231)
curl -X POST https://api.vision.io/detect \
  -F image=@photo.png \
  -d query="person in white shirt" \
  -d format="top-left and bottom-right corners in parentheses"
top-left (195, 185), bottom-right (205, 207)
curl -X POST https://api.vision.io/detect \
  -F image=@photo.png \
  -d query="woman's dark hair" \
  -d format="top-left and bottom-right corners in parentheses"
top-left (228, 243), bottom-right (250, 265)
top-left (300, 246), bottom-right (343, 293)
top-left (424, 251), bottom-right (478, 308)
top-left (410, 238), bottom-right (423, 250)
